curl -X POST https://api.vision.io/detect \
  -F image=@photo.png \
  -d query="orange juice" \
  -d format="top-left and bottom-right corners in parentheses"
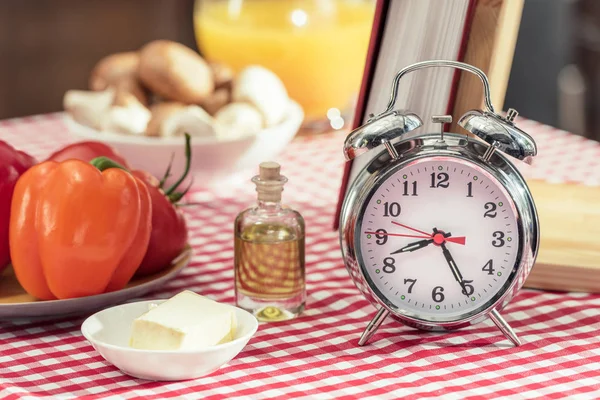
top-left (194, 0), bottom-right (375, 121)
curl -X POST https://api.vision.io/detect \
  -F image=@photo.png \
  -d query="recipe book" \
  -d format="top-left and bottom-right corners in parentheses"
top-left (335, 0), bottom-right (600, 294)
top-left (331, 0), bottom-right (600, 293)
top-left (341, 0), bottom-right (472, 191)
top-left (335, 0), bottom-right (524, 226)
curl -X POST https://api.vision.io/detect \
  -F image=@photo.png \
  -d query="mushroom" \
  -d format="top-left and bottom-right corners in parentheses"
top-left (232, 65), bottom-right (289, 127)
top-left (89, 52), bottom-right (148, 105)
top-left (215, 102), bottom-right (264, 139)
top-left (63, 88), bottom-right (116, 130)
top-left (101, 92), bottom-right (151, 135)
top-left (201, 88), bottom-right (230, 116)
top-left (160, 105), bottom-right (217, 138)
top-left (138, 40), bottom-right (214, 104)
top-left (146, 102), bottom-right (188, 137)
top-left (209, 62), bottom-right (234, 90)
top-left (111, 79), bottom-right (149, 106)
top-left (89, 52), bottom-right (139, 90)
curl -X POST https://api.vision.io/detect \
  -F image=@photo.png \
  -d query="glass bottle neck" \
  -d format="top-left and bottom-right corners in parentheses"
top-left (257, 199), bottom-right (282, 212)
top-left (252, 172), bottom-right (286, 205)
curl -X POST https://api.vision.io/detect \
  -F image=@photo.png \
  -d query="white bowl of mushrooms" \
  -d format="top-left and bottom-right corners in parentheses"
top-left (63, 40), bottom-right (304, 184)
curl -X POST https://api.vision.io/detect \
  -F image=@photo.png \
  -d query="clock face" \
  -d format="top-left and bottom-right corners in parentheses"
top-left (357, 156), bottom-right (521, 322)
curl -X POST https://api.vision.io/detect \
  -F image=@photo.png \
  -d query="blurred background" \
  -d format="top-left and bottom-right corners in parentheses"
top-left (505, 0), bottom-right (600, 141)
top-left (0, 0), bottom-right (374, 132)
top-left (0, 0), bottom-right (194, 120)
top-left (0, 0), bottom-right (599, 141)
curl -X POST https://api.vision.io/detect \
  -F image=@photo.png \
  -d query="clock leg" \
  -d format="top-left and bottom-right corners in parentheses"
top-left (358, 307), bottom-right (390, 346)
top-left (489, 309), bottom-right (522, 346)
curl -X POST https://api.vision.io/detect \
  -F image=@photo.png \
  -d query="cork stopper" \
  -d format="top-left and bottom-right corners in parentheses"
top-left (259, 161), bottom-right (281, 181)
top-left (252, 161), bottom-right (287, 202)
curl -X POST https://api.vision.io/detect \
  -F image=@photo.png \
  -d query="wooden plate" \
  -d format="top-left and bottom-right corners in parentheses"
top-left (0, 246), bottom-right (192, 320)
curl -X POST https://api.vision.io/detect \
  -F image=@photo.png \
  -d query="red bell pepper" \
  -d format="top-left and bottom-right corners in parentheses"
top-left (37, 137), bottom-right (191, 278)
top-left (0, 141), bottom-right (36, 271)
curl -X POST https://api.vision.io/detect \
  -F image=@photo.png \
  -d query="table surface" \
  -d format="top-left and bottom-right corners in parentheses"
top-left (1, 114), bottom-right (600, 400)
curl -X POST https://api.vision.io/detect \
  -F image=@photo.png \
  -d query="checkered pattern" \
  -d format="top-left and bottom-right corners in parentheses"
top-left (515, 119), bottom-right (600, 186)
top-left (1, 113), bottom-right (600, 399)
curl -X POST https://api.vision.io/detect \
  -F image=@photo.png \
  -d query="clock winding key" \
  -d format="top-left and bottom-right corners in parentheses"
top-left (432, 114), bottom-right (452, 142)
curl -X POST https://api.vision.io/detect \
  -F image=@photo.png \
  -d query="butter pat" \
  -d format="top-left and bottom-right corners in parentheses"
top-left (129, 291), bottom-right (237, 351)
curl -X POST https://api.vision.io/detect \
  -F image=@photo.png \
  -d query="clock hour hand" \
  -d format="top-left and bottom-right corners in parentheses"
top-left (390, 238), bottom-right (434, 254)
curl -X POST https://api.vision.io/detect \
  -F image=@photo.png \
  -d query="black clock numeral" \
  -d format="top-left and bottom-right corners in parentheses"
top-left (382, 257), bottom-right (396, 273)
top-left (432, 286), bottom-right (445, 302)
top-left (375, 229), bottom-right (388, 245)
top-left (383, 202), bottom-right (401, 217)
top-left (430, 172), bottom-right (449, 188)
top-left (461, 280), bottom-right (475, 296)
top-left (403, 181), bottom-right (418, 196)
top-left (484, 202), bottom-right (497, 218)
top-left (482, 259), bottom-right (495, 275)
top-left (404, 278), bottom-right (417, 293)
top-left (492, 231), bottom-right (505, 247)
top-left (466, 182), bottom-right (474, 197)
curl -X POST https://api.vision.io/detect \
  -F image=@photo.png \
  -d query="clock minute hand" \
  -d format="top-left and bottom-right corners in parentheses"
top-left (441, 243), bottom-right (472, 296)
top-left (390, 238), bottom-right (434, 254)
top-left (440, 242), bottom-right (464, 283)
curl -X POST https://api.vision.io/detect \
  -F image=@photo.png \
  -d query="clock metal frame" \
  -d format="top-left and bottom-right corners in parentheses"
top-left (339, 133), bottom-right (540, 344)
top-left (340, 60), bottom-right (540, 347)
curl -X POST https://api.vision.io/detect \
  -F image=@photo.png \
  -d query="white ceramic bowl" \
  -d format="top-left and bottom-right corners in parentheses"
top-left (65, 100), bottom-right (304, 185)
top-left (81, 299), bottom-right (259, 381)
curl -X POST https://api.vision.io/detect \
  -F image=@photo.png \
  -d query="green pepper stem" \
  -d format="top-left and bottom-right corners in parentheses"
top-left (164, 133), bottom-right (192, 197)
top-left (90, 157), bottom-right (129, 172)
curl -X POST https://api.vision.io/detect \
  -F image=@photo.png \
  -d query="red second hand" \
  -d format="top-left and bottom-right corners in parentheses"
top-left (366, 220), bottom-right (468, 245)
top-left (446, 236), bottom-right (466, 245)
top-left (391, 221), bottom-right (432, 237)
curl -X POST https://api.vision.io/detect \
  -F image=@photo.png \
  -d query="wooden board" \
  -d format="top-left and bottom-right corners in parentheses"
top-left (524, 180), bottom-right (600, 293)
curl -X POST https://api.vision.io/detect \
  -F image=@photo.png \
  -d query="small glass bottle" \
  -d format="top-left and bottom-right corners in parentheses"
top-left (234, 162), bottom-right (306, 322)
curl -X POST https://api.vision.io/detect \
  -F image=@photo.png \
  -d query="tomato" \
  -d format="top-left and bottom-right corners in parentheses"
top-left (132, 134), bottom-right (192, 276)
top-left (132, 170), bottom-right (188, 276)
top-left (46, 141), bottom-right (130, 168)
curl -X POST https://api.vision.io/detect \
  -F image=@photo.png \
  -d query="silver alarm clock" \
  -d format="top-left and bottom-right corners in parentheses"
top-left (339, 60), bottom-right (540, 347)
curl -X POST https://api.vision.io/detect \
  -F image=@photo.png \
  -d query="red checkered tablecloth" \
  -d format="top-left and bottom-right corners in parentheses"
top-left (1, 113), bottom-right (600, 399)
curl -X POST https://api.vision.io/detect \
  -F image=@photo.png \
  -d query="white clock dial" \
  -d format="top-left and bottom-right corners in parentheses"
top-left (357, 156), bottom-right (520, 321)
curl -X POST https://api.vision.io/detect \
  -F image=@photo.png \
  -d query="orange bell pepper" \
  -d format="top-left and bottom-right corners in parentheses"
top-left (9, 158), bottom-right (152, 300)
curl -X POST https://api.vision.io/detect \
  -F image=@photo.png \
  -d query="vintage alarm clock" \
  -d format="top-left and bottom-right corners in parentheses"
top-left (339, 60), bottom-right (539, 347)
